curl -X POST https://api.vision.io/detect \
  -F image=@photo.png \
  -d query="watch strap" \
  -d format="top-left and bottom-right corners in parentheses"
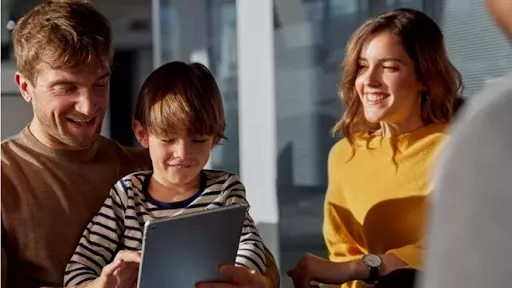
top-left (364, 266), bottom-right (380, 284)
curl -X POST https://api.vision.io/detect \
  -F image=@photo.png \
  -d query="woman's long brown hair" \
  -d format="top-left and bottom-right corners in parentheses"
top-left (332, 8), bottom-right (463, 147)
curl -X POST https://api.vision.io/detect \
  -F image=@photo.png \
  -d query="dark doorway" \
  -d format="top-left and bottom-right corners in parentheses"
top-left (109, 49), bottom-right (137, 147)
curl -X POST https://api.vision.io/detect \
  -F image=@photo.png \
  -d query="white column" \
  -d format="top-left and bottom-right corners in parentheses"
top-left (151, 0), bottom-right (162, 67)
top-left (236, 0), bottom-right (279, 267)
top-left (152, 0), bottom-right (213, 168)
top-left (175, 0), bottom-right (211, 169)
top-left (173, 0), bottom-right (209, 66)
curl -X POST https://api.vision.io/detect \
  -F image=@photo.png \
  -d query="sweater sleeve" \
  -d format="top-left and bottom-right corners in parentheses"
top-left (224, 175), bottom-right (267, 274)
top-left (386, 240), bottom-right (424, 269)
top-left (323, 195), bottom-right (365, 263)
top-left (323, 142), bottom-right (365, 263)
top-left (63, 183), bottom-right (127, 287)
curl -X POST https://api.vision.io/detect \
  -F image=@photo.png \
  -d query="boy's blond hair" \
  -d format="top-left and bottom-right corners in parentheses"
top-left (134, 61), bottom-right (226, 145)
top-left (12, 0), bottom-right (113, 84)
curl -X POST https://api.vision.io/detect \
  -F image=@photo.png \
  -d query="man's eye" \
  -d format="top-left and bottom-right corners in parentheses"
top-left (54, 85), bottom-right (76, 94)
top-left (94, 83), bottom-right (108, 89)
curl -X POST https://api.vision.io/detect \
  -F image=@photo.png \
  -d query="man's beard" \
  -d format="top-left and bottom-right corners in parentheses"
top-left (34, 106), bottom-right (104, 149)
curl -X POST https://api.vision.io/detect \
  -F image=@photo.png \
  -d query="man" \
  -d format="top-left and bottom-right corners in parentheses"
top-left (0, 1), bottom-right (279, 287)
top-left (419, 0), bottom-right (512, 287)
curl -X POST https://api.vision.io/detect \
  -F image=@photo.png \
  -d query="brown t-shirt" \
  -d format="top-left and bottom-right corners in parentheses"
top-left (1, 127), bottom-right (151, 288)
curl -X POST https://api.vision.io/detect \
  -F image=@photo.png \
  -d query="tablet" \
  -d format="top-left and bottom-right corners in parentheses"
top-left (136, 204), bottom-right (248, 288)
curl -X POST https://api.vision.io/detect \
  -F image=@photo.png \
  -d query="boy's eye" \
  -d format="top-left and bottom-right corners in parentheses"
top-left (161, 138), bottom-right (175, 143)
top-left (192, 139), bottom-right (207, 143)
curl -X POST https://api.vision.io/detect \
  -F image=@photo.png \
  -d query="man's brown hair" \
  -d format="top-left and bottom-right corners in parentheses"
top-left (12, 0), bottom-right (113, 84)
top-left (134, 61), bottom-right (226, 145)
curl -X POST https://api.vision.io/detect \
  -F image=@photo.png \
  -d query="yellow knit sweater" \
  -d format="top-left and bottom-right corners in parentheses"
top-left (323, 123), bottom-right (447, 288)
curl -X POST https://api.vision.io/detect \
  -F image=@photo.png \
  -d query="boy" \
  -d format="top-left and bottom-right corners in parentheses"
top-left (64, 61), bottom-right (266, 287)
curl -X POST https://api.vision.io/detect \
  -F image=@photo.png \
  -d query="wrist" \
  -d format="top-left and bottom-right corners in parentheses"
top-left (83, 277), bottom-right (103, 288)
top-left (348, 259), bottom-right (371, 282)
top-left (361, 254), bottom-right (383, 285)
top-left (324, 260), bottom-right (367, 284)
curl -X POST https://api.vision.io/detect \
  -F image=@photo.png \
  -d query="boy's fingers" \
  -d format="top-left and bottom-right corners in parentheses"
top-left (102, 259), bottom-right (124, 276)
top-left (114, 261), bottom-right (140, 286)
top-left (114, 250), bottom-right (142, 263)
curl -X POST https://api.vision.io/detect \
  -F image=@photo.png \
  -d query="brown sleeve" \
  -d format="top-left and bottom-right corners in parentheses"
top-left (262, 246), bottom-right (280, 288)
top-left (1, 249), bottom-right (57, 288)
top-left (2, 248), bottom-right (7, 288)
top-left (2, 184), bottom-right (7, 288)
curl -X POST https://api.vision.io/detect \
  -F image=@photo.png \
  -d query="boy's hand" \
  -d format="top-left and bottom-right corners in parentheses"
top-left (94, 250), bottom-right (141, 288)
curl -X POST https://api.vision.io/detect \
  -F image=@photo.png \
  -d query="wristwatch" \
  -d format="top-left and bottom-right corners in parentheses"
top-left (362, 254), bottom-right (382, 284)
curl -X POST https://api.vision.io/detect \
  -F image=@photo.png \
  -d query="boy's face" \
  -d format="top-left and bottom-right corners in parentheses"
top-left (144, 132), bottom-right (214, 188)
top-left (16, 63), bottom-right (110, 149)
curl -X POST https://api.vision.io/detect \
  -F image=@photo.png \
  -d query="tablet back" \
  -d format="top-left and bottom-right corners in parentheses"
top-left (137, 204), bottom-right (248, 288)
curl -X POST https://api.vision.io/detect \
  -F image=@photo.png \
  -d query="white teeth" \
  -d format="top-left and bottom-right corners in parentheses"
top-left (68, 118), bottom-right (94, 124)
top-left (366, 94), bottom-right (388, 101)
top-left (172, 164), bottom-right (191, 168)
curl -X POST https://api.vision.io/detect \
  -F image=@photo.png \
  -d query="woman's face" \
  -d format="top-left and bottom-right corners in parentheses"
top-left (355, 31), bottom-right (424, 125)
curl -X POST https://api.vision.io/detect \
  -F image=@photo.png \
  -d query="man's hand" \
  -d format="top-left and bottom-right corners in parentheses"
top-left (87, 250), bottom-right (141, 288)
top-left (287, 253), bottom-right (353, 288)
top-left (196, 265), bottom-right (271, 288)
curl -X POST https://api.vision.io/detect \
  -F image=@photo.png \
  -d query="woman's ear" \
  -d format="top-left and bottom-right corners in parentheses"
top-left (132, 120), bottom-right (149, 148)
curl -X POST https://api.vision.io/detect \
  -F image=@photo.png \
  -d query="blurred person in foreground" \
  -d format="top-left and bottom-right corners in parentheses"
top-left (419, 0), bottom-right (512, 287)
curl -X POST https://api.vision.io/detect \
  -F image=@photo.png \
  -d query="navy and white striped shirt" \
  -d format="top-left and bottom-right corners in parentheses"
top-left (64, 170), bottom-right (266, 287)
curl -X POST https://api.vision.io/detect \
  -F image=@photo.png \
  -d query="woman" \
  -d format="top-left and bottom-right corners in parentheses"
top-left (287, 8), bottom-right (462, 288)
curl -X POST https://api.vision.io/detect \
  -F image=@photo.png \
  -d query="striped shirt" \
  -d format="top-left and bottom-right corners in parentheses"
top-left (64, 170), bottom-right (266, 287)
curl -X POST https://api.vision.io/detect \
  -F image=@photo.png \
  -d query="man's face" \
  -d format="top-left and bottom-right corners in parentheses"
top-left (16, 63), bottom-right (110, 149)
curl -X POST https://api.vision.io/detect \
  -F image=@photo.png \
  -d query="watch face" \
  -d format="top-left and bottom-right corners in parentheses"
top-left (363, 254), bottom-right (382, 268)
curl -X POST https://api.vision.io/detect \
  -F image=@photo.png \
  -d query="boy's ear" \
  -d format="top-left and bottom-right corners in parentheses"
top-left (132, 120), bottom-right (149, 148)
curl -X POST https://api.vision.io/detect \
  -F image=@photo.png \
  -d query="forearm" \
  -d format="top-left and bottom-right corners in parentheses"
top-left (73, 277), bottom-right (100, 288)
top-left (2, 249), bottom-right (7, 288)
top-left (236, 221), bottom-right (267, 274)
top-left (343, 254), bottom-right (408, 282)
top-left (65, 192), bottom-right (124, 286)
top-left (64, 258), bottom-right (101, 286)
top-left (236, 244), bottom-right (266, 274)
